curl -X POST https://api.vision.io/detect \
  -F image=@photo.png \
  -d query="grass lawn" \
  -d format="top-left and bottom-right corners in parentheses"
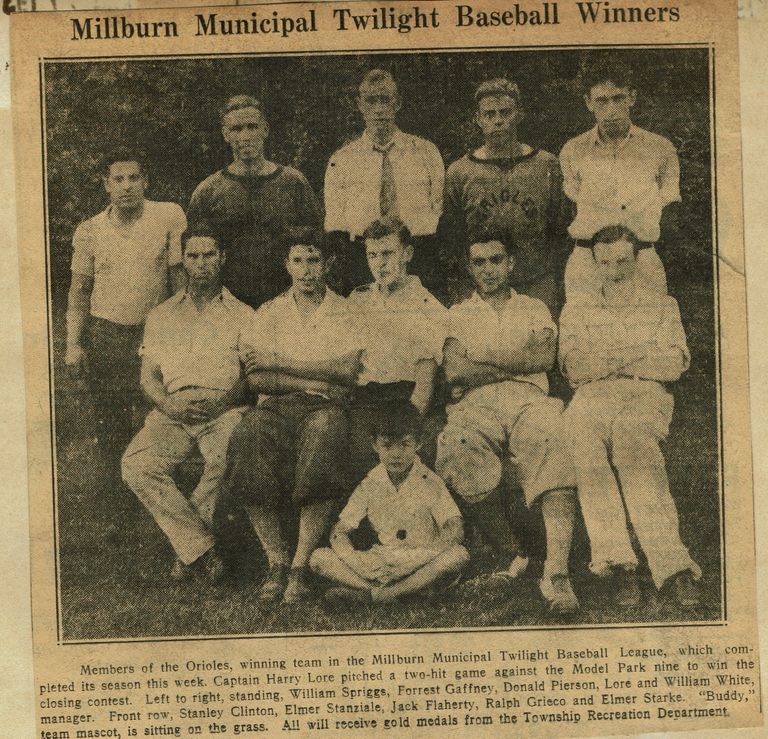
top-left (53, 279), bottom-right (722, 642)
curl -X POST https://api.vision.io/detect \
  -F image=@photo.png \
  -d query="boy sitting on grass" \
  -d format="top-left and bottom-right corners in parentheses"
top-left (310, 402), bottom-right (469, 606)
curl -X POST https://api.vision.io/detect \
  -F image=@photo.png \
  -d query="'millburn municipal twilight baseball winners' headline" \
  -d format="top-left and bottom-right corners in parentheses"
top-left (70, 2), bottom-right (682, 41)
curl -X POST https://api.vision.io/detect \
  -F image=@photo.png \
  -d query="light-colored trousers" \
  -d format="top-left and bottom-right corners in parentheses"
top-left (122, 407), bottom-right (245, 564)
top-left (565, 246), bottom-right (668, 299)
top-left (565, 379), bottom-right (701, 589)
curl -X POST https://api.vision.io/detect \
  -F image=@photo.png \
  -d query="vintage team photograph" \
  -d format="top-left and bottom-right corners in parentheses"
top-left (43, 46), bottom-right (721, 641)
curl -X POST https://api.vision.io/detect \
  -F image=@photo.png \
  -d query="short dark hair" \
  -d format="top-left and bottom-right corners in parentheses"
top-left (466, 226), bottom-right (512, 257)
top-left (371, 401), bottom-right (424, 442)
top-left (100, 147), bottom-right (146, 177)
top-left (181, 224), bottom-right (221, 254)
top-left (474, 78), bottom-right (522, 108)
top-left (590, 225), bottom-right (640, 255)
top-left (220, 95), bottom-right (264, 126)
top-left (359, 69), bottom-right (398, 96)
top-left (362, 217), bottom-right (411, 246)
top-left (580, 57), bottom-right (635, 97)
top-left (280, 226), bottom-right (328, 260)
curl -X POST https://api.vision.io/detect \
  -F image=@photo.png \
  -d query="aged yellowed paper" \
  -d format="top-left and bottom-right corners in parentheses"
top-left (9, 0), bottom-right (761, 735)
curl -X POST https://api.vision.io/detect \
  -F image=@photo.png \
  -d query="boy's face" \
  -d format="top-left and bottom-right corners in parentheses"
top-left (183, 236), bottom-right (223, 285)
top-left (468, 240), bottom-right (512, 297)
top-left (365, 233), bottom-right (412, 289)
top-left (373, 434), bottom-right (419, 478)
top-left (104, 161), bottom-right (146, 210)
top-left (357, 80), bottom-right (400, 133)
top-left (585, 81), bottom-right (636, 138)
top-left (286, 243), bottom-right (326, 296)
top-left (593, 238), bottom-right (637, 286)
top-left (222, 106), bottom-right (268, 163)
top-left (476, 94), bottom-right (521, 143)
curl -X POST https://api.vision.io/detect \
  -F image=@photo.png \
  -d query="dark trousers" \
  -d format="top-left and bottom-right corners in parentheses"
top-left (85, 317), bottom-right (145, 463)
top-left (224, 393), bottom-right (350, 509)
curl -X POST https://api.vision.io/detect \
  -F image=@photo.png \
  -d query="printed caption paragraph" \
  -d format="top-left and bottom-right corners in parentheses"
top-left (38, 641), bottom-right (759, 737)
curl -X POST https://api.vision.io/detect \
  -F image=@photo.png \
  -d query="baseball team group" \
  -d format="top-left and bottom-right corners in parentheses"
top-left (62, 58), bottom-right (703, 618)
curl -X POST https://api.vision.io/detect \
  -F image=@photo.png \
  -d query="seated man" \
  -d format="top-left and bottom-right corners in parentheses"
top-left (223, 228), bottom-right (363, 604)
top-left (310, 401), bottom-right (469, 606)
top-left (435, 232), bottom-right (578, 614)
top-left (122, 229), bottom-right (253, 583)
top-left (559, 225), bottom-right (702, 608)
top-left (346, 217), bottom-right (448, 485)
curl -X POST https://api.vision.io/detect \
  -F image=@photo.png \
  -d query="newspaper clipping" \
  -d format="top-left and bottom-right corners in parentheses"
top-left (10, 0), bottom-right (760, 735)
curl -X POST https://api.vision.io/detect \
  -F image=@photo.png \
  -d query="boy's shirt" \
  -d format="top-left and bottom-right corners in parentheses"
top-left (447, 289), bottom-right (555, 394)
top-left (347, 275), bottom-right (448, 385)
top-left (339, 459), bottom-right (461, 550)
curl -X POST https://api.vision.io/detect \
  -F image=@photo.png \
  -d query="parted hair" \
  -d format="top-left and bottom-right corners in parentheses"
top-left (359, 68), bottom-right (398, 95)
top-left (279, 225), bottom-right (328, 259)
top-left (580, 57), bottom-right (635, 96)
top-left (362, 216), bottom-right (411, 246)
top-left (474, 78), bottom-right (522, 107)
top-left (466, 226), bottom-right (513, 257)
top-left (100, 147), bottom-right (146, 177)
top-left (590, 225), bottom-right (640, 255)
top-left (220, 95), bottom-right (264, 125)
top-left (371, 401), bottom-right (424, 442)
top-left (181, 223), bottom-right (221, 254)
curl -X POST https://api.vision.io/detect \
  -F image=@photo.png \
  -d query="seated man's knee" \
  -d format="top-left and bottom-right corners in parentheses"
top-left (436, 425), bottom-right (502, 504)
top-left (305, 406), bottom-right (348, 438)
top-left (121, 448), bottom-right (158, 490)
top-left (611, 414), bottom-right (665, 468)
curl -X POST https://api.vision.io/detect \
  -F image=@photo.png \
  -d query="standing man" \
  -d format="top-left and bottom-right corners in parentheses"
top-left (188, 95), bottom-right (322, 309)
top-left (441, 79), bottom-right (568, 315)
top-left (65, 149), bottom-right (187, 476)
top-left (222, 229), bottom-right (362, 604)
top-left (122, 229), bottom-right (253, 583)
top-left (435, 234), bottom-right (578, 614)
top-left (324, 69), bottom-right (445, 294)
top-left (559, 226), bottom-right (701, 608)
top-left (346, 217), bottom-right (448, 485)
top-left (560, 59), bottom-right (681, 297)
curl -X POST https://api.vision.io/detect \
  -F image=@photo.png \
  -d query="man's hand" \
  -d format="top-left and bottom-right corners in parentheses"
top-left (526, 326), bottom-right (555, 348)
top-left (161, 393), bottom-right (211, 425)
top-left (337, 349), bottom-right (366, 380)
top-left (64, 344), bottom-right (87, 379)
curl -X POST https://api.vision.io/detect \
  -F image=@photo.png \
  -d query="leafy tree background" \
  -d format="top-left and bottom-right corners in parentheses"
top-left (43, 49), bottom-right (724, 636)
top-left (44, 48), bottom-right (711, 311)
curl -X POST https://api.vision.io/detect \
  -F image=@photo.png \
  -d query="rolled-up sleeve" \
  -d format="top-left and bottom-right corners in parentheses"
top-left (167, 203), bottom-right (188, 267)
top-left (559, 140), bottom-right (581, 203)
top-left (658, 141), bottom-right (682, 207)
top-left (323, 152), bottom-right (348, 234)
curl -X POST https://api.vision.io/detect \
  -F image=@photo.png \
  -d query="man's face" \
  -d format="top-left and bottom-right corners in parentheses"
top-left (468, 240), bottom-right (512, 297)
top-left (357, 80), bottom-right (400, 133)
top-left (222, 107), bottom-right (268, 163)
top-left (373, 434), bottom-right (419, 478)
top-left (286, 244), bottom-right (326, 296)
top-left (593, 238), bottom-right (637, 286)
top-left (104, 161), bottom-right (146, 210)
top-left (585, 81), bottom-right (636, 138)
top-left (476, 94), bottom-right (521, 142)
top-left (183, 236), bottom-right (223, 285)
top-left (365, 233), bottom-right (412, 289)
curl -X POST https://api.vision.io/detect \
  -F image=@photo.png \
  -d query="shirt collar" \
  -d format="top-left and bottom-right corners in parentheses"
top-left (174, 286), bottom-right (232, 308)
top-left (285, 285), bottom-right (340, 319)
top-left (589, 124), bottom-right (638, 148)
top-left (467, 287), bottom-right (519, 308)
top-left (370, 459), bottom-right (426, 494)
top-left (372, 274), bottom-right (423, 299)
top-left (362, 128), bottom-right (404, 152)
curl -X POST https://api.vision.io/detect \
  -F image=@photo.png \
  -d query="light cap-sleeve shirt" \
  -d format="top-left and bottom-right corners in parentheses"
top-left (241, 287), bottom-right (357, 363)
top-left (559, 125), bottom-right (681, 242)
top-left (558, 283), bottom-right (690, 387)
top-left (324, 129), bottom-right (444, 239)
top-left (71, 200), bottom-right (187, 326)
top-left (141, 288), bottom-right (253, 395)
top-left (447, 289), bottom-right (555, 394)
top-left (348, 275), bottom-right (448, 385)
top-left (339, 459), bottom-right (461, 549)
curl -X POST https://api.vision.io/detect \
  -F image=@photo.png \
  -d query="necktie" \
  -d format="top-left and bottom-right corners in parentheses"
top-left (375, 142), bottom-right (398, 219)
